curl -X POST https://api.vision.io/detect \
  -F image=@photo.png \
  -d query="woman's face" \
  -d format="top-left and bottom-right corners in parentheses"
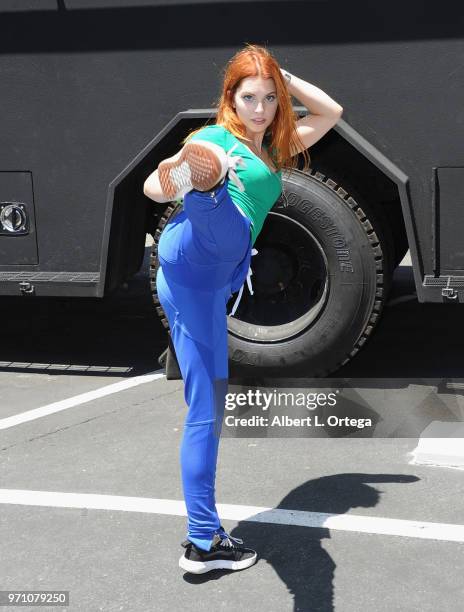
top-left (232, 76), bottom-right (278, 137)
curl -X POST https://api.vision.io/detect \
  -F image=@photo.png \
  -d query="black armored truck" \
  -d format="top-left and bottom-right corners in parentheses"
top-left (1, 1), bottom-right (462, 377)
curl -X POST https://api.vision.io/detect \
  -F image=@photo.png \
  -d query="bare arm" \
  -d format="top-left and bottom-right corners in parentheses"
top-left (143, 168), bottom-right (172, 203)
top-left (281, 69), bottom-right (343, 117)
top-left (280, 69), bottom-right (343, 154)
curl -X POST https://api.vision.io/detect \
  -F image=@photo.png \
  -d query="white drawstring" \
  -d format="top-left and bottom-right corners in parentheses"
top-left (228, 248), bottom-right (258, 317)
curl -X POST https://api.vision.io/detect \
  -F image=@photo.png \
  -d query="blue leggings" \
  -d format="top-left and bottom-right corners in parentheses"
top-left (155, 177), bottom-right (252, 551)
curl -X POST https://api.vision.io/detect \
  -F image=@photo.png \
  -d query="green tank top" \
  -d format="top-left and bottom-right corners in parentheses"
top-left (187, 124), bottom-right (283, 246)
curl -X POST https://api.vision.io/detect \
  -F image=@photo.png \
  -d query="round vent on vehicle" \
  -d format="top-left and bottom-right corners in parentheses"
top-left (0, 202), bottom-right (28, 233)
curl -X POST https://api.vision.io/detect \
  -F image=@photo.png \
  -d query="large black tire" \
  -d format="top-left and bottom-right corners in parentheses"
top-left (150, 167), bottom-right (394, 377)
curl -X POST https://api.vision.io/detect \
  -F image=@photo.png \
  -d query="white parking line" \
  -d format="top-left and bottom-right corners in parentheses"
top-left (0, 489), bottom-right (463, 543)
top-left (0, 371), bottom-right (166, 430)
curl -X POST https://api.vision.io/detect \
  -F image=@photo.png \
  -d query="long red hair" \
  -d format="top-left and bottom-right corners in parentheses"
top-left (182, 44), bottom-right (310, 173)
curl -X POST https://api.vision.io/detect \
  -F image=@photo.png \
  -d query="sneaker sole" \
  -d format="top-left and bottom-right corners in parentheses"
top-left (178, 551), bottom-right (258, 574)
top-left (158, 142), bottom-right (225, 200)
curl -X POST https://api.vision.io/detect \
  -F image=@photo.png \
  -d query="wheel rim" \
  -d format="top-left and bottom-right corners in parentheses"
top-left (227, 211), bottom-right (330, 342)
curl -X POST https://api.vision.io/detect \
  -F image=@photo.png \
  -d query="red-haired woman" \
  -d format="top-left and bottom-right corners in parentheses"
top-left (143, 44), bottom-right (343, 575)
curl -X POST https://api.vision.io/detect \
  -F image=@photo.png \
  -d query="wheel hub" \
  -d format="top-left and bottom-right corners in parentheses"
top-left (227, 211), bottom-right (329, 342)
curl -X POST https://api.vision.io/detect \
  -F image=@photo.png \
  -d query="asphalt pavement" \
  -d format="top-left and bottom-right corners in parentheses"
top-left (0, 245), bottom-right (463, 611)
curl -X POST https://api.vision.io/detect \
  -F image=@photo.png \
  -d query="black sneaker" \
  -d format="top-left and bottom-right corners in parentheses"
top-left (157, 140), bottom-right (246, 201)
top-left (178, 531), bottom-right (258, 574)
